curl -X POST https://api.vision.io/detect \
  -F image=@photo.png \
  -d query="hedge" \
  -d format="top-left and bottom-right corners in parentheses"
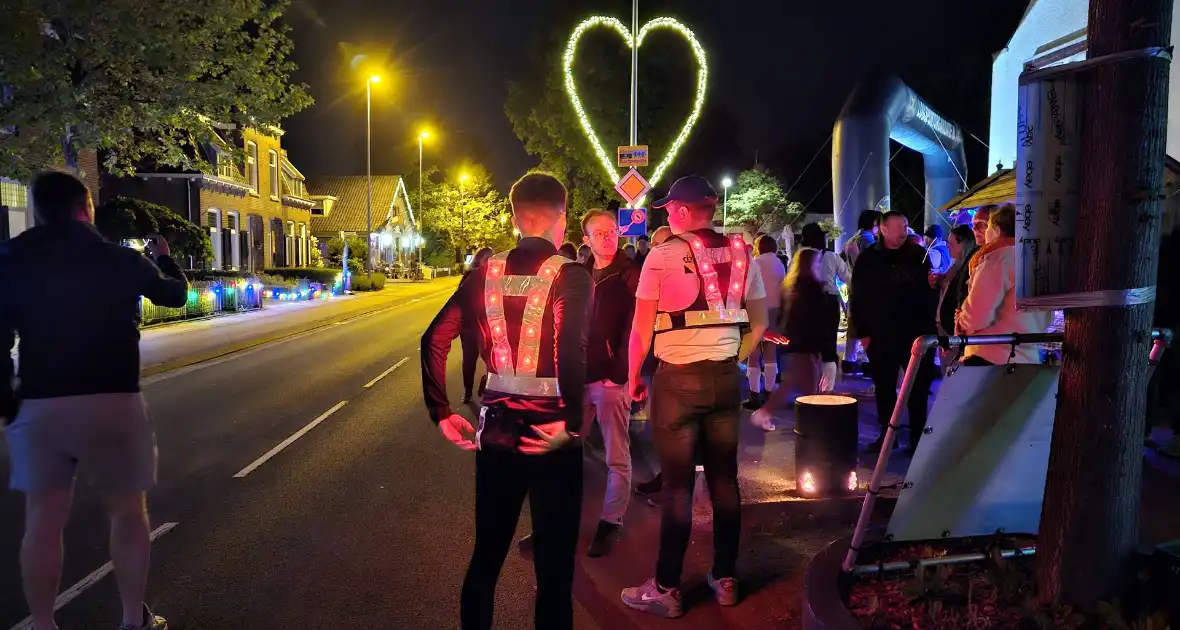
top-left (263, 267), bottom-right (343, 286)
top-left (350, 272), bottom-right (385, 292)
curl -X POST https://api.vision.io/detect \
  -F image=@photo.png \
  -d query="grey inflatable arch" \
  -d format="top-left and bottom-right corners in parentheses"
top-left (831, 75), bottom-right (967, 249)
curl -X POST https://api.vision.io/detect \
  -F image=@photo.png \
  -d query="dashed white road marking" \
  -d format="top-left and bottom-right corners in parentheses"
top-left (233, 401), bottom-right (349, 478)
top-left (363, 357), bottom-right (410, 389)
top-left (7, 522), bottom-right (179, 630)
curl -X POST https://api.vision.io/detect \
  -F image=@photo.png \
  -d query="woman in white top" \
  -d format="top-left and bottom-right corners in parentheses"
top-left (744, 235), bottom-right (788, 408)
top-left (955, 204), bottom-right (1052, 365)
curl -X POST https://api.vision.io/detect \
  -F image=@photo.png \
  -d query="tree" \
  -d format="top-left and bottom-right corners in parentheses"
top-left (420, 164), bottom-right (513, 262)
top-left (308, 236), bottom-right (324, 268)
top-left (725, 170), bottom-right (804, 233)
top-left (1035, 0), bottom-right (1172, 610)
top-left (0, 0), bottom-right (312, 179)
top-left (324, 234), bottom-right (368, 270)
top-left (95, 196), bottom-right (212, 264)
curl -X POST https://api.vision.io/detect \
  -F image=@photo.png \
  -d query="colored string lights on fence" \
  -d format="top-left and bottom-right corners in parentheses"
top-left (562, 16), bottom-right (709, 203)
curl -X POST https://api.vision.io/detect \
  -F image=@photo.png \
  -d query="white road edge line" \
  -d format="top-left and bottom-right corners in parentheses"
top-left (363, 357), bottom-right (409, 389)
top-left (7, 522), bottom-right (179, 630)
top-left (233, 401), bottom-right (349, 478)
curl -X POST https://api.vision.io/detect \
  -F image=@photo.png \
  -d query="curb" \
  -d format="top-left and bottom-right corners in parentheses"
top-left (140, 285), bottom-right (456, 378)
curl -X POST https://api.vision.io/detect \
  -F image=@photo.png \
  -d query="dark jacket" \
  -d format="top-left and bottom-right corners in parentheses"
top-left (848, 240), bottom-right (936, 352)
top-left (938, 252), bottom-right (974, 334)
top-left (782, 283), bottom-right (840, 363)
top-left (420, 237), bottom-right (592, 431)
top-left (0, 222), bottom-right (188, 420)
top-left (585, 254), bottom-right (640, 385)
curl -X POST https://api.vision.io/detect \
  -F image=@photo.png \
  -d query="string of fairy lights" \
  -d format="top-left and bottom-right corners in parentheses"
top-left (562, 15), bottom-right (709, 207)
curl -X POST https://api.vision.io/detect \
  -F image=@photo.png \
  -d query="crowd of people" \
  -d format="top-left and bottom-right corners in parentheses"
top-left (420, 165), bottom-right (1074, 628)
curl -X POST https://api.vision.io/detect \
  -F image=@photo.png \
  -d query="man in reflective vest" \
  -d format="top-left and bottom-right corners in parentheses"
top-left (621, 176), bottom-right (770, 617)
top-left (420, 172), bottom-right (592, 630)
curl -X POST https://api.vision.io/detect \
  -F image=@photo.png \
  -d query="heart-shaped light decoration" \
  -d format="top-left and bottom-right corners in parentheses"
top-left (563, 16), bottom-right (709, 207)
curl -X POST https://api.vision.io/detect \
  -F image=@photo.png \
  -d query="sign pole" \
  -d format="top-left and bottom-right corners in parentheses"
top-left (630, 0), bottom-right (638, 146)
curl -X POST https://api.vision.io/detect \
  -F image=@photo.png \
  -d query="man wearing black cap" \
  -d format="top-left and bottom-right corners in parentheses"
top-left (421, 172), bottom-right (592, 630)
top-left (621, 176), bottom-right (770, 617)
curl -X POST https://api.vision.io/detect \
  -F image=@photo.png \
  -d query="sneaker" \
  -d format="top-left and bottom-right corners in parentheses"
top-left (120, 603), bottom-right (168, 630)
top-left (460, 393), bottom-right (473, 404)
top-left (742, 392), bottom-right (764, 411)
top-left (707, 572), bottom-right (739, 607)
top-left (621, 578), bottom-right (683, 618)
top-left (587, 520), bottom-right (620, 558)
top-left (635, 474), bottom-right (662, 496)
top-left (751, 408), bottom-right (775, 431)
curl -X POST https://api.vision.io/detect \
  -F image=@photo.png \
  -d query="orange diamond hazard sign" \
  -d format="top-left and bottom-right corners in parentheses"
top-left (614, 168), bottom-right (651, 206)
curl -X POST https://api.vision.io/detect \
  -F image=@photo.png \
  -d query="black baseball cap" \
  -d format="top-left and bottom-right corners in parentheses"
top-left (652, 175), bottom-right (718, 208)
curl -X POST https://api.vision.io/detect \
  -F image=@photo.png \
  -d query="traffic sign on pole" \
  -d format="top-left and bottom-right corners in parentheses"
top-left (617, 208), bottom-right (647, 237)
top-left (614, 168), bottom-right (651, 207)
top-left (617, 145), bottom-right (649, 167)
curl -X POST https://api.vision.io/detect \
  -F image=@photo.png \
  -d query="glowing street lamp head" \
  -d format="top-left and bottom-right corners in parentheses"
top-left (419, 131), bottom-right (430, 140)
top-left (722, 177), bottom-right (733, 189)
top-left (460, 173), bottom-right (470, 183)
top-left (368, 75), bottom-right (381, 84)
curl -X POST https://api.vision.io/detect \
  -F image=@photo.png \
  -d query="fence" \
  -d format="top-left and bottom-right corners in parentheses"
top-left (140, 278), bottom-right (263, 327)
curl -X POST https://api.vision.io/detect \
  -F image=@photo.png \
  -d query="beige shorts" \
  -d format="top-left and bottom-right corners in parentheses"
top-left (4, 393), bottom-right (158, 493)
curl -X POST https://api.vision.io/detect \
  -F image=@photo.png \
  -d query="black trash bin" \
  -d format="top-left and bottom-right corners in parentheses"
top-left (794, 394), bottom-right (859, 497)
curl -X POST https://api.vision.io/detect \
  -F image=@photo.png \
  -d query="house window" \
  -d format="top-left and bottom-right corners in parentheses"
top-left (216, 154), bottom-right (236, 179)
top-left (246, 142), bottom-right (259, 190)
top-left (206, 209), bottom-right (222, 270)
top-left (286, 220), bottom-right (295, 267)
top-left (268, 150), bottom-right (279, 197)
top-left (225, 212), bottom-right (239, 269)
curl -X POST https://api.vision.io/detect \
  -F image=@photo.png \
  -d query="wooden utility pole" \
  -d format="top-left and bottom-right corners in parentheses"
top-left (1036, 0), bottom-right (1173, 608)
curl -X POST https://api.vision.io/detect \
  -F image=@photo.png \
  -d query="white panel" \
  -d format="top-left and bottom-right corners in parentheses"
top-left (886, 364), bottom-right (1060, 542)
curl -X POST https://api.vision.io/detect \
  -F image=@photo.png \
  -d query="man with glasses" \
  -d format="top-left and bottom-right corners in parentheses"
top-left (579, 208), bottom-right (641, 557)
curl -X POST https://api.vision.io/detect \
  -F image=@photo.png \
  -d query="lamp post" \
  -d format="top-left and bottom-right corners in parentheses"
top-left (365, 75), bottom-right (380, 273)
top-left (417, 131), bottom-right (429, 268)
top-left (722, 176), bottom-right (733, 229)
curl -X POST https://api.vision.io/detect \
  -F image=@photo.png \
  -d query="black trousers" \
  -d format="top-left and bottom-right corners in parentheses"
top-left (650, 359), bottom-right (742, 588)
top-left (1147, 345), bottom-right (1180, 435)
top-left (460, 444), bottom-right (583, 630)
top-left (461, 330), bottom-right (481, 396)
top-left (866, 343), bottom-right (935, 448)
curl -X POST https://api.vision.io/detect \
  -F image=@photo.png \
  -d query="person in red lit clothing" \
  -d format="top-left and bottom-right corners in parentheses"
top-left (622, 176), bottom-right (770, 617)
top-left (420, 172), bottom-right (592, 630)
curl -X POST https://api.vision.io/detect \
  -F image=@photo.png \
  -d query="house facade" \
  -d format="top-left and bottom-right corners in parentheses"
top-left (308, 175), bottom-right (418, 266)
top-left (103, 126), bottom-right (315, 270)
top-left (1, 149), bottom-right (103, 242)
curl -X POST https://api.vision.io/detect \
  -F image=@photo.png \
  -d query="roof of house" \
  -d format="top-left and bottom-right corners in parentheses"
top-left (307, 175), bottom-right (412, 234)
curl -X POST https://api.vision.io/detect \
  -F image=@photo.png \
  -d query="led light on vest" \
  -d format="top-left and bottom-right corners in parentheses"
top-left (531, 296), bottom-right (540, 305)
top-left (488, 295), bottom-right (498, 304)
top-left (527, 327), bottom-right (536, 337)
top-left (736, 260), bottom-right (744, 268)
top-left (708, 283), bottom-right (716, 291)
top-left (494, 325), bottom-right (502, 334)
top-left (733, 282), bottom-right (741, 290)
top-left (701, 263), bottom-right (712, 272)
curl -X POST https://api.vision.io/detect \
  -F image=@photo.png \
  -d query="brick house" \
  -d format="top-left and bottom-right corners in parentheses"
top-left (308, 175), bottom-right (418, 266)
top-left (1, 149), bottom-right (102, 242)
top-left (102, 125), bottom-right (315, 271)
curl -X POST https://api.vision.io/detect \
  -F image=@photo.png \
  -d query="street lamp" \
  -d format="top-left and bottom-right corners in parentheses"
top-left (721, 176), bottom-right (733, 229)
top-left (417, 130), bottom-right (429, 268)
top-left (365, 75), bottom-right (380, 272)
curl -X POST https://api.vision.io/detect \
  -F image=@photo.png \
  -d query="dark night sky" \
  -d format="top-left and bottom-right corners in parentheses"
top-left (282, 0), bottom-right (1030, 209)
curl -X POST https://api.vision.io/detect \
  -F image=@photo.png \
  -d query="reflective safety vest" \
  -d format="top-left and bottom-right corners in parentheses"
top-left (482, 251), bottom-right (573, 398)
top-left (654, 231), bottom-right (751, 334)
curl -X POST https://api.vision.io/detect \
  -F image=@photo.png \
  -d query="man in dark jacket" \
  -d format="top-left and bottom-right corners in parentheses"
top-left (580, 208), bottom-right (640, 557)
top-left (421, 172), bottom-right (592, 630)
top-left (2, 171), bottom-right (186, 630)
top-left (849, 211), bottom-right (937, 454)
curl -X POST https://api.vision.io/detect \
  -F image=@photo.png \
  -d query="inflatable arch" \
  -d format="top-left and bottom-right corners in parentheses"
top-left (831, 75), bottom-right (968, 248)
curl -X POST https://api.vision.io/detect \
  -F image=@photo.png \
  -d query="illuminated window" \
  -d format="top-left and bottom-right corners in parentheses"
top-left (216, 154), bottom-right (236, 180)
top-left (268, 150), bottom-right (279, 197)
top-left (246, 141), bottom-right (258, 190)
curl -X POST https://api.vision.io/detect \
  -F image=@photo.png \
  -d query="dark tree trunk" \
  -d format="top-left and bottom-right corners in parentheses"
top-left (1036, 0), bottom-right (1173, 608)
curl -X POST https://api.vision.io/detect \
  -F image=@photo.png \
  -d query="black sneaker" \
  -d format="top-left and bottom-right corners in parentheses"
top-left (119, 603), bottom-right (168, 630)
top-left (587, 520), bottom-right (621, 558)
top-left (635, 474), bottom-right (663, 496)
top-left (742, 392), bottom-right (764, 411)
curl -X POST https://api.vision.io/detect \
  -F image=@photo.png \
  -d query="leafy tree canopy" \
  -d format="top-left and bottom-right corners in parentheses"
top-left (0, 0), bottom-right (312, 180)
top-left (725, 169), bottom-right (804, 234)
top-left (420, 163), bottom-right (514, 261)
top-left (95, 196), bottom-right (213, 264)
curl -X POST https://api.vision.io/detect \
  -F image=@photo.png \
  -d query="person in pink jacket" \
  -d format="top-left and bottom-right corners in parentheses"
top-left (955, 204), bottom-right (1052, 365)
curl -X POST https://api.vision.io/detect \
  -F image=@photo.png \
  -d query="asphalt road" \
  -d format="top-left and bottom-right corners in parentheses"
top-left (0, 286), bottom-right (614, 630)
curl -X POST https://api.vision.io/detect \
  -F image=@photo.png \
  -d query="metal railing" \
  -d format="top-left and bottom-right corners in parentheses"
top-left (841, 328), bottom-right (1173, 574)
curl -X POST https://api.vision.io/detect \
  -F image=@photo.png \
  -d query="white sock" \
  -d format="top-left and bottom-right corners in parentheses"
top-left (747, 367), bottom-right (762, 393)
top-left (764, 363), bottom-right (779, 391)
